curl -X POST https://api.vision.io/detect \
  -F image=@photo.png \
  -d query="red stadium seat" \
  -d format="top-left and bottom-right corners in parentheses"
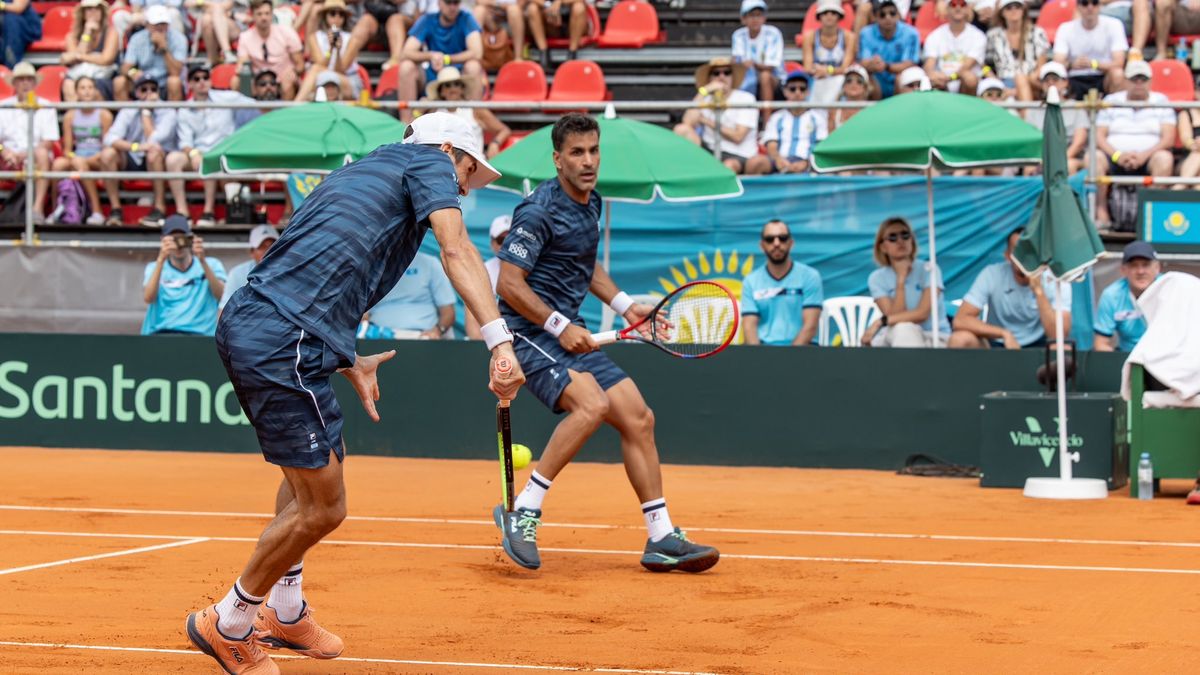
top-left (1036, 0), bottom-right (1076, 44)
top-left (29, 5), bottom-right (74, 52)
top-left (801, 1), bottom-right (855, 37)
top-left (0, 66), bottom-right (12, 99)
top-left (499, 130), bottom-right (530, 151)
top-left (546, 2), bottom-right (601, 49)
top-left (913, 2), bottom-right (946, 44)
top-left (356, 64), bottom-right (371, 94)
top-left (547, 60), bottom-right (609, 102)
top-left (375, 63), bottom-right (399, 97)
top-left (1151, 59), bottom-right (1195, 101)
top-left (490, 61), bottom-right (548, 101)
top-left (596, 0), bottom-right (665, 48)
top-left (35, 65), bottom-right (66, 102)
top-left (211, 63), bottom-right (237, 89)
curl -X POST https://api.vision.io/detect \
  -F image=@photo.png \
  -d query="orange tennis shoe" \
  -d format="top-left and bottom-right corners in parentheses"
top-left (254, 603), bottom-right (345, 660)
top-left (185, 604), bottom-right (280, 675)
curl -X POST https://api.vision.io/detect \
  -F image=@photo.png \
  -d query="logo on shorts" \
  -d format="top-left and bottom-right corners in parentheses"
top-left (507, 242), bottom-right (529, 259)
top-left (549, 368), bottom-right (560, 380)
top-left (309, 432), bottom-right (319, 450)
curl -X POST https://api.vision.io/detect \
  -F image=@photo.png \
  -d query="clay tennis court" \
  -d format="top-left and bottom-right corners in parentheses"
top-left (0, 446), bottom-right (1194, 674)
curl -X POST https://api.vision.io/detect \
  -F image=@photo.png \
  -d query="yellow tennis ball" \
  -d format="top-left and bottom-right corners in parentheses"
top-left (511, 443), bottom-right (533, 470)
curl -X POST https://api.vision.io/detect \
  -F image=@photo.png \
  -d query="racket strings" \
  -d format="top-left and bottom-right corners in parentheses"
top-left (655, 283), bottom-right (737, 357)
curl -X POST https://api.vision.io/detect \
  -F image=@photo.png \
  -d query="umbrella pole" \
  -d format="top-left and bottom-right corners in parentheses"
top-left (1055, 278), bottom-right (1072, 481)
top-left (926, 168), bottom-right (941, 347)
top-left (603, 202), bottom-right (612, 271)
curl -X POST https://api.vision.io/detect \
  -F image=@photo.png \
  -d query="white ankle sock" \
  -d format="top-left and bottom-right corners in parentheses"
top-left (215, 579), bottom-right (264, 640)
top-left (267, 562), bottom-right (305, 623)
top-left (513, 470), bottom-right (552, 512)
top-left (642, 498), bottom-right (674, 542)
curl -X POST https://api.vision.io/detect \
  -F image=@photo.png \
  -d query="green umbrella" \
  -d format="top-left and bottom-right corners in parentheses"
top-left (811, 90), bottom-right (1043, 346)
top-left (201, 103), bottom-right (407, 175)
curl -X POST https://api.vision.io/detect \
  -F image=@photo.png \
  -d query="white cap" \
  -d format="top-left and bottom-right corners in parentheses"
top-left (977, 77), bottom-right (1006, 96)
top-left (249, 224), bottom-right (280, 249)
top-left (145, 4), bottom-right (170, 25)
top-left (489, 215), bottom-right (512, 239)
top-left (1125, 59), bottom-right (1152, 80)
top-left (1039, 61), bottom-right (1067, 80)
top-left (740, 0), bottom-right (767, 14)
top-left (403, 112), bottom-right (501, 190)
top-left (815, 0), bottom-right (844, 16)
top-left (897, 66), bottom-right (927, 88)
top-left (316, 70), bottom-right (341, 88)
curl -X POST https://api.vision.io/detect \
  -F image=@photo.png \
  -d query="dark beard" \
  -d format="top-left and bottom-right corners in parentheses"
top-left (767, 250), bottom-right (789, 264)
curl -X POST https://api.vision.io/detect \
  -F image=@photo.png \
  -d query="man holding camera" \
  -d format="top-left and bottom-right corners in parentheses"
top-left (141, 214), bottom-right (227, 335)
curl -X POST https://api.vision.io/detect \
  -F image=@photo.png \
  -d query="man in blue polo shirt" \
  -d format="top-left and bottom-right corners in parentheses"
top-left (362, 250), bottom-right (458, 338)
top-left (857, 0), bottom-right (920, 98)
top-left (141, 215), bottom-right (226, 335)
top-left (1094, 240), bottom-right (1160, 352)
top-left (396, 0), bottom-right (483, 122)
top-left (949, 228), bottom-right (1072, 349)
top-left (741, 219), bottom-right (825, 346)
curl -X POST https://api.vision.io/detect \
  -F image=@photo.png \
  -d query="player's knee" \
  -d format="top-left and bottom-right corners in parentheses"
top-left (301, 499), bottom-right (346, 537)
top-left (633, 405), bottom-right (655, 435)
top-left (576, 392), bottom-right (609, 424)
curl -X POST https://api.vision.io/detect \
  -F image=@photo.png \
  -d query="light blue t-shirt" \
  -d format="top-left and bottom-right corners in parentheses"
top-left (141, 256), bottom-right (226, 335)
top-left (867, 259), bottom-right (951, 334)
top-left (367, 251), bottom-right (456, 332)
top-left (963, 262), bottom-right (1071, 347)
top-left (741, 262), bottom-right (824, 346)
top-left (219, 259), bottom-right (254, 310)
top-left (1094, 277), bottom-right (1148, 351)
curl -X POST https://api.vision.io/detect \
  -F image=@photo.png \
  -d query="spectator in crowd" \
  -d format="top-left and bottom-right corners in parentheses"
top-left (1177, 75), bottom-right (1200, 186)
top-left (49, 76), bottom-right (111, 226)
top-left (829, 63), bottom-right (872, 131)
top-left (525, 0), bottom-right (591, 64)
top-left (118, 0), bottom-right (188, 37)
top-left (673, 57), bottom-right (759, 174)
top-left (315, 68), bottom-right (349, 100)
top-left (857, 0), bottom-right (920, 98)
top-left (948, 228), bottom-right (1071, 349)
top-left (985, 0), bottom-right (1049, 101)
top-left (234, 68), bottom-right (280, 127)
top-left (232, 0), bottom-right (304, 99)
top-left (1122, 0), bottom-right (1153, 60)
top-left (471, 0), bottom-right (536, 69)
top-left (746, 70), bottom-right (824, 175)
top-left (853, 0), bottom-right (911, 35)
top-left (1146, 0), bottom-right (1200, 63)
top-left (1025, 62), bottom-right (1097, 177)
top-left (1094, 240), bottom-right (1160, 352)
top-left (0, 62), bottom-right (59, 224)
top-left (361, 250), bottom-right (457, 339)
top-left (972, 0), bottom-right (997, 29)
top-left (802, 0), bottom-right (859, 104)
top-left (741, 219), bottom-right (824, 346)
top-left (99, 74), bottom-right (177, 226)
top-left (0, 0), bottom-right (42, 68)
top-left (1052, 0), bottom-right (1127, 99)
top-left (465, 213), bottom-right (510, 339)
top-left (425, 67), bottom-right (510, 157)
top-left (976, 75), bottom-right (1009, 101)
top-left (167, 64), bottom-right (253, 226)
top-left (219, 224), bottom-right (279, 313)
top-left (732, 0), bottom-right (786, 106)
top-left (198, 0), bottom-right (250, 65)
top-left (1095, 59), bottom-right (1173, 228)
top-left (895, 64), bottom-right (929, 93)
top-left (295, 0), bottom-right (363, 101)
top-left (61, 0), bottom-right (120, 102)
top-left (142, 215), bottom-right (227, 335)
top-left (397, 0), bottom-right (484, 122)
top-left (860, 216), bottom-right (950, 347)
top-left (343, 0), bottom-right (429, 76)
top-left (114, 5), bottom-right (187, 101)
top-left (922, 0), bottom-right (986, 94)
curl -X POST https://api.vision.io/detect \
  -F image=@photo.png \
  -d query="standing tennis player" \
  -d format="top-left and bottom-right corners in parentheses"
top-left (492, 113), bottom-right (719, 573)
top-left (186, 112), bottom-right (525, 675)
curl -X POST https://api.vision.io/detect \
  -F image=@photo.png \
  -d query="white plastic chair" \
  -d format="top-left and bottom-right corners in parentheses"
top-left (818, 296), bottom-right (882, 347)
top-left (599, 293), bottom-right (658, 331)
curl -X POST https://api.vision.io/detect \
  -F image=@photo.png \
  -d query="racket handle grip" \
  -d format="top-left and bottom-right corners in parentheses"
top-left (591, 330), bottom-right (618, 346)
top-left (495, 357), bottom-right (513, 408)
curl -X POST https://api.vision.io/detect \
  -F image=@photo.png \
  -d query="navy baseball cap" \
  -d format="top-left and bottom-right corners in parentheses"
top-left (1122, 241), bottom-right (1157, 262)
top-left (162, 214), bottom-right (191, 235)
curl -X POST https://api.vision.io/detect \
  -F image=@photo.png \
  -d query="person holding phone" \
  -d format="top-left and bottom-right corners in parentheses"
top-left (141, 214), bottom-right (227, 335)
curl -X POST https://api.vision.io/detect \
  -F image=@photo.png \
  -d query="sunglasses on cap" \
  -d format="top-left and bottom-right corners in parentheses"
top-left (710, 67), bottom-right (734, 77)
top-left (762, 234), bottom-right (791, 243)
top-left (884, 231), bottom-right (912, 243)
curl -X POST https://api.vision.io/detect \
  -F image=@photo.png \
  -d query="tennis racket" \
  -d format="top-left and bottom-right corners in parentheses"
top-left (495, 358), bottom-right (515, 512)
top-left (591, 280), bottom-right (739, 359)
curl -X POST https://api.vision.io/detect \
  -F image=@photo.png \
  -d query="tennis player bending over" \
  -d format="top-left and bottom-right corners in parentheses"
top-left (492, 113), bottom-right (719, 573)
top-left (186, 112), bottom-right (525, 675)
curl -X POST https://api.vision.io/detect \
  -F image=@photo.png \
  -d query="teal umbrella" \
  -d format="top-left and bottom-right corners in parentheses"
top-left (201, 103), bottom-right (407, 175)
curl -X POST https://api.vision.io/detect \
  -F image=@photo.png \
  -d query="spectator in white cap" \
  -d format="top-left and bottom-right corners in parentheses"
top-left (802, 0), bottom-right (859, 104)
top-left (315, 69), bottom-right (347, 101)
top-left (1052, 0), bottom-right (1127, 99)
top-left (732, 0), bottom-right (786, 109)
top-left (922, 0), bottom-right (986, 95)
top-left (857, 0), bottom-right (920, 97)
top-left (1095, 58), bottom-right (1173, 229)
top-left (219, 224), bottom-right (280, 313)
top-left (404, 109), bottom-right (502, 190)
top-left (465, 214), bottom-right (512, 339)
top-left (0, 62), bottom-right (60, 224)
top-left (976, 76), bottom-right (1008, 101)
top-left (115, 4), bottom-right (187, 101)
top-left (895, 65), bottom-right (929, 93)
top-left (1025, 61), bottom-right (1097, 179)
top-left (985, 0), bottom-right (1050, 102)
top-left (829, 63), bottom-right (872, 131)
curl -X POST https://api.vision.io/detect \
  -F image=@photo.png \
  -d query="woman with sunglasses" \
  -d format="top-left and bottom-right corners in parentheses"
top-left (861, 217), bottom-right (949, 348)
top-left (295, 0), bottom-right (361, 101)
top-left (985, 0), bottom-right (1048, 102)
top-left (802, 0), bottom-right (858, 103)
top-left (829, 63), bottom-right (872, 131)
top-left (61, 0), bottom-right (119, 102)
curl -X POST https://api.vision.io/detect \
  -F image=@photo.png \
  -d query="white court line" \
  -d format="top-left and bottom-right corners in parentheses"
top-left (0, 537), bottom-right (208, 576)
top-left (4, 529), bottom-right (1200, 576)
top-left (5, 503), bottom-right (1200, 550)
top-left (0, 640), bottom-right (722, 674)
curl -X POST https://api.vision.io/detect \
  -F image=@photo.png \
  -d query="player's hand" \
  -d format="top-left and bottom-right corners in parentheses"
top-left (559, 324), bottom-right (598, 353)
top-left (489, 344), bottom-right (525, 401)
top-left (340, 350), bottom-right (396, 422)
top-left (623, 303), bottom-right (667, 340)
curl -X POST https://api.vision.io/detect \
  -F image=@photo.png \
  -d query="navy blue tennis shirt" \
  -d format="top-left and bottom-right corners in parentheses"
top-left (246, 142), bottom-right (461, 363)
top-left (497, 178), bottom-right (603, 334)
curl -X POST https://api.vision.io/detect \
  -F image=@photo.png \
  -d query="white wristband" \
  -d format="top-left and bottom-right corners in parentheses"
top-left (480, 318), bottom-right (513, 350)
top-left (543, 311), bottom-right (570, 337)
top-left (609, 291), bottom-right (634, 316)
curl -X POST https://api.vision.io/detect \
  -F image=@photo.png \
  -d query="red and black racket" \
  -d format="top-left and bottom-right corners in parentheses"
top-left (591, 280), bottom-right (739, 359)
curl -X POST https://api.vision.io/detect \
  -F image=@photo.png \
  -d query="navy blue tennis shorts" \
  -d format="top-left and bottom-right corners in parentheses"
top-left (513, 329), bottom-right (629, 414)
top-left (216, 288), bottom-right (349, 469)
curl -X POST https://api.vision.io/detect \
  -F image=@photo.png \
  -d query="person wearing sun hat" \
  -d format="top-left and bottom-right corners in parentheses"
top-left (0, 62), bottom-right (60, 224)
top-left (425, 66), bottom-right (511, 158)
top-left (294, 0), bottom-right (363, 101)
top-left (672, 56), bottom-right (759, 174)
top-left (732, 0), bottom-right (786, 104)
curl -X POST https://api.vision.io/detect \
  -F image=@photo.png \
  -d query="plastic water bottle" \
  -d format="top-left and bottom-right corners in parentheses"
top-left (1137, 452), bottom-right (1154, 500)
top-left (1178, 38), bottom-right (1190, 63)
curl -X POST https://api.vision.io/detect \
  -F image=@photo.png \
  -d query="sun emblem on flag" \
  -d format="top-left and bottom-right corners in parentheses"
top-left (653, 250), bottom-right (754, 344)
